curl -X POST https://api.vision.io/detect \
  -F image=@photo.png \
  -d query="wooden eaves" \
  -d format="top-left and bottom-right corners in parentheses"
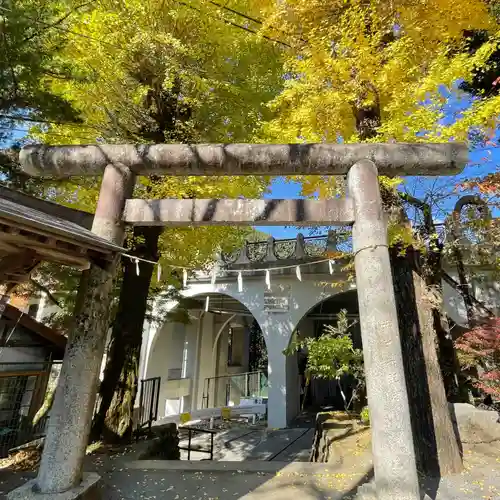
top-left (0, 186), bottom-right (122, 289)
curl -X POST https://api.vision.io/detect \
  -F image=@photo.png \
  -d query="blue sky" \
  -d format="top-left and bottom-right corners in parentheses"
top-left (255, 149), bottom-right (499, 239)
top-left (256, 88), bottom-right (500, 239)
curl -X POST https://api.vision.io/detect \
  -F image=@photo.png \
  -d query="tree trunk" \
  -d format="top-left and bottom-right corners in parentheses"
top-left (390, 247), bottom-right (463, 476)
top-left (353, 103), bottom-right (462, 475)
top-left (425, 244), bottom-right (471, 403)
top-left (91, 226), bottom-right (161, 443)
top-left (397, 192), bottom-right (469, 402)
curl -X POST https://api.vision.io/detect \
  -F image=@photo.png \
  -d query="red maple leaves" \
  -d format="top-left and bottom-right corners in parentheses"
top-left (455, 318), bottom-right (500, 399)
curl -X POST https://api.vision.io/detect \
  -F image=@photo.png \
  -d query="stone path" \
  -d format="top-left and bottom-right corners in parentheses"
top-left (1, 440), bottom-right (499, 500)
top-left (179, 427), bottom-right (314, 462)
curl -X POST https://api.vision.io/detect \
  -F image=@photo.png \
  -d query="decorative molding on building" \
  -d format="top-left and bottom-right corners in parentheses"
top-left (221, 231), bottom-right (350, 269)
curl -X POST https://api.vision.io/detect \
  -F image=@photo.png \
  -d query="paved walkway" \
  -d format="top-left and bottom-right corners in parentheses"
top-left (92, 440), bottom-right (500, 500)
top-left (1, 442), bottom-right (500, 500)
top-left (179, 427), bottom-right (314, 462)
top-left (96, 469), bottom-right (363, 500)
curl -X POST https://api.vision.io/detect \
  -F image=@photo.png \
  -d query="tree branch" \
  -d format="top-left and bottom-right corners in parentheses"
top-left (22, 2), bottom-right (94, 44)
top-left (29, 278), bottom-right (62, 309)
top-left (399, 191), bottom-right (435, 235)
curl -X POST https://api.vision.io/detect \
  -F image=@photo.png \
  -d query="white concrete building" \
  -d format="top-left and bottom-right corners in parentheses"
top-left (29, 230), bottom-right (499, 430)
top-left (31, 232), bottom-right (500, 430)
top-left (138, 233), bottom-right (500, 430)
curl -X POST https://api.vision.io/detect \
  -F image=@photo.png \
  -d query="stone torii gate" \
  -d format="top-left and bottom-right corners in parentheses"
top-left (8, 143), bottom-right (467, 500)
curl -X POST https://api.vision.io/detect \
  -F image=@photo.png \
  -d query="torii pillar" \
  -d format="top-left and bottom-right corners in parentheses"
top-left (8, 143), bottom-right (467, 500)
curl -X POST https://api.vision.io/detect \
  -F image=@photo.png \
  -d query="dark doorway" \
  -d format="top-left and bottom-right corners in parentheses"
top-left (295, 290), bottom-right (361, 411)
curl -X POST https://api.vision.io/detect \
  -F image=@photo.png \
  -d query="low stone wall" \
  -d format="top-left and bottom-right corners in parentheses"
top-left (139, 423), bottom-right (180, 460)
top-left (450, 403), bottom-right (500, 445)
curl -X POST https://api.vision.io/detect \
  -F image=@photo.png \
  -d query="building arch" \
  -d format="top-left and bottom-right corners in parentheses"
top-left (293, 288), bottom-right (359, 343)
top-left (144, 289), bottom-right (267, 416)
top-left (142, 273), bottom-right (357, 425)
top-left (289, 289), bottom-right (361, 413)
top-left (145, 281), bottom-right (265, 358)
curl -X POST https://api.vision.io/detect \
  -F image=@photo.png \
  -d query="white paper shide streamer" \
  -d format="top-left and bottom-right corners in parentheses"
top-left (205, 266), bottom-right (218, 312)
top-left (329, 260), bottom-right (334, 275)
top-left (121, 254), bottom-right (335, 298)
top-left (295, 265), bottom-right (302, 281)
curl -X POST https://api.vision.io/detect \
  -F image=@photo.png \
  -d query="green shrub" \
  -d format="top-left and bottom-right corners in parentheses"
top-left (284, 309), bottom-right (366, 412)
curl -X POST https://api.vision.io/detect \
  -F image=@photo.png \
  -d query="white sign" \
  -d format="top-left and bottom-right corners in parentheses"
top-left (264, 285), bottom-right (291, 313)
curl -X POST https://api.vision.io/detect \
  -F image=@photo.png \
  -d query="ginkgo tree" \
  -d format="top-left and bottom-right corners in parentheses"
top-left (20, 0), bottom-right (285, 441)
top-left (32, 0), bottom-right (284, 273)
top-left (252, 0), bottom-right (500, 198)
top-left (257, 0), bottom-right (498, 143)
top-left (252, 0), bottom-right (500, 476)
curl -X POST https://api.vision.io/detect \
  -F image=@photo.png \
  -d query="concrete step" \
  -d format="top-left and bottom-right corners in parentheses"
top-left (269, 428), bottom-right (314, 462)
top-left (125, 459), bottom-right (342, 473)
top-left (244, 428), bottom-right (311, 461)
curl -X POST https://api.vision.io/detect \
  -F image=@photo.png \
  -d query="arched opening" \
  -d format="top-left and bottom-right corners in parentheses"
top-left (145, 292), bottom-right (268, 419)
top-left (289, 289), bottom-right (363, 421)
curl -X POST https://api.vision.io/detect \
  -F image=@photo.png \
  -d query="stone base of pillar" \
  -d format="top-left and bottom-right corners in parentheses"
top-left (354, 482), bottom-right (377, 500)
top-left (355, 481), bottom-right (433, 500)
top-left (7, 473), bottom-right (101, 500)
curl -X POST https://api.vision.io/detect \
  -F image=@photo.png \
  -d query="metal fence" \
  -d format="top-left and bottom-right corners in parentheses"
top-left (0, 361), bottom-right (61, 457)
top-left (136, 376), bottom-right (161, 437)
top-left (0, 363), bottom-right (162, 454)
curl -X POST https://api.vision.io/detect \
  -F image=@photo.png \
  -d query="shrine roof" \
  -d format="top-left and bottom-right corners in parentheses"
top-left (0, 188), bottom-right (124, 287)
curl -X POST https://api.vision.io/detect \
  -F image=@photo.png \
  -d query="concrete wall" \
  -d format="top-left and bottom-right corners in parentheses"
top-left (442, 267), bottom-right (500, 327)
top-left (196, 313), bottom-right (216, 409)
top-left (145, 321), bottom-right (195, 417)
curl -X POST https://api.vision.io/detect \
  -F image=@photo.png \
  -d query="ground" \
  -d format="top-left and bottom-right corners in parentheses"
top-left (1, 418), bottom-right (500, 500)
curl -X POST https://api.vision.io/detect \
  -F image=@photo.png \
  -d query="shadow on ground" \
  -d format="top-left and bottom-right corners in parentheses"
top-left (1, 441), bottom-right (500, 500)
top-left (96, 463), bottom-right (376, 500)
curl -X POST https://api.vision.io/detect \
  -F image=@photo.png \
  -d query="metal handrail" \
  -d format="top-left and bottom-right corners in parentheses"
top-left (136, 376), bottom-right (161, 439)
top-left (203, 370), bottom-right (264, 382)
top-left (179, 426), bottom-right (216, 460)
top-left (202, 370), bottom-right (268, 409)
